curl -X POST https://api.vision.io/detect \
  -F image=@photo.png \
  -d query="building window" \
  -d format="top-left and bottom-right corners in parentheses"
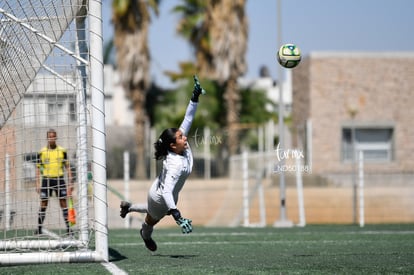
top-left (69, 102), bottom-right (77, 122)
top-left (48, 101), bottom-right (64, 124)
top-left (342, 127), bottom-right (394, 162)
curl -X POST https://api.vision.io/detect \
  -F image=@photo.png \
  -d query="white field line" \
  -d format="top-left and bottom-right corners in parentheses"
top-left (113, 240), bottom-right (378, 247)
top-left (111, 229), bottom-right (414, 248)
top-left (101, 262), bottom-right (128, 275)
top-left (110, 230), bottom-right (414, 239)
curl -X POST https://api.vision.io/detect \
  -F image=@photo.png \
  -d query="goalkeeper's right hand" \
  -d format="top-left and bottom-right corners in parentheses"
top-left (176, 217), bottom-right (193, 234)
top-left (168, 208), bottom-right (193, 234)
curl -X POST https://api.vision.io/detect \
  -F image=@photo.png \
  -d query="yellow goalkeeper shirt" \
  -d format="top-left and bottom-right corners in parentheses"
top-left (37, 145), bottom-right (68, 178)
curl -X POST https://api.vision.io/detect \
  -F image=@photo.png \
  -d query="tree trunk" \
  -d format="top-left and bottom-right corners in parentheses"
top-left (224, 76), bottom-right (240, 155)
top-left (132, 89), bottom-right (147, 179)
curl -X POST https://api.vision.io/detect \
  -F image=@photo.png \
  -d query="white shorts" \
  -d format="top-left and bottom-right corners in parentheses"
top-left (147, 179), bottom-right (169, 220)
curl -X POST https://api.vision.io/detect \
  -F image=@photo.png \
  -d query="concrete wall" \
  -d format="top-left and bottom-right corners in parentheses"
top-left (292, 52), bottom-right (414, 178)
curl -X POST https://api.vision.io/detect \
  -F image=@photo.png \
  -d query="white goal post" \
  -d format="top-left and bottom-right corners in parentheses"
top-left (0, 0), bottom-right (108, 265)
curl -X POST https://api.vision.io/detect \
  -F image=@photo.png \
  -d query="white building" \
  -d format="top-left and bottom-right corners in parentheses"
top-left (21, 65), bottom-right (135, 128)
top-left (103, 65), bottom-right (134, 127)
top-left (238, 69), bottom-right (292, 116)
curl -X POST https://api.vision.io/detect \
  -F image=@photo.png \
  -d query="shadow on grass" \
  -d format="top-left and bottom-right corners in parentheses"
top-left (155, 254), bottom-right (198, 259)
top-left (109, 247), bottom-right (128, 262)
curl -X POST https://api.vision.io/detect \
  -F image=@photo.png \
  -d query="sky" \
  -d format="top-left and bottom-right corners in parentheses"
top-left (102, 0), bottom-right (414, 88)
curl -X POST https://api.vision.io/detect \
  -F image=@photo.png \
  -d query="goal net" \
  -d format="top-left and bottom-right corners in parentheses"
top-left (0, 0), bottom-right (108, 264)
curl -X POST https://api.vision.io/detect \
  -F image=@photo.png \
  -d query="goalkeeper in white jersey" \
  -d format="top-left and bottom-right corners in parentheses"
top-left (119, 76), bottom-right (205, 252)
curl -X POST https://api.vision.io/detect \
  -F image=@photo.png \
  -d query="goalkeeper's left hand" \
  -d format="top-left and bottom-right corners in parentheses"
top-left (191, 75), bottom-right (206, 102)
top-left (168, 208), bottom-right (193, 234)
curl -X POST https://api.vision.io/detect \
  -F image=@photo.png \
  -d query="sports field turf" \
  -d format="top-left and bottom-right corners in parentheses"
top-left (2, 224), bottom-right (414, 274)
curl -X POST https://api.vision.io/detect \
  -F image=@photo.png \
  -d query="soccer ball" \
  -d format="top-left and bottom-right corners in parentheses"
top-left (277, 44), bottom-right (301, 68)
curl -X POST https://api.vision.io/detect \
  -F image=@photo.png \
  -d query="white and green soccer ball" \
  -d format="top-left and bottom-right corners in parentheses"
top-left (277, 44), bottom-right (301, 69)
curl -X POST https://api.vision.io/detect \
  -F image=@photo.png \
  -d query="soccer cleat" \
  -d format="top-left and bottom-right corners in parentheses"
top-left (34, 228), bottom-right (43, 235)
top-left (67, 228), bottom-right (74, 237)
top-left (120, 201), bottom-right (131, 218)
top-left (140, 229), bottom-right (157, 252)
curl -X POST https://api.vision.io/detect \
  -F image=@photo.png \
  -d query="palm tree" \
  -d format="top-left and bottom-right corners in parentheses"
top-left (112, 0), bottom-right (161, 179)
top-left (208, 0), bottom-right (247, 155)
top-left (174, 0), bottom-right (247, 156)
top-left (173, 0), bottom-right (213, 77)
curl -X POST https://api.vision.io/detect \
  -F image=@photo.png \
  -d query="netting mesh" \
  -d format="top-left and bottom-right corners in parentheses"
top-left (0, 0), bottom-right (83, 126)
top-left (0, 0), bottom-right (93, 254)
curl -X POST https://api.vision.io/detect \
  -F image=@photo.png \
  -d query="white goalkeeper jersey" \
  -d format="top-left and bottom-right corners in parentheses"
top-left (147, 101), bottom-right (198, 219)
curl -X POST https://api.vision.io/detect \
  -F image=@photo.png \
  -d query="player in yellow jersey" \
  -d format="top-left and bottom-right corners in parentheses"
top-left (35, 129), bottom-right (73, 235)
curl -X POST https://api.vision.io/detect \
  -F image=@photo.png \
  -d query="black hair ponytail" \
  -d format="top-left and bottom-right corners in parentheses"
top-left (154, 128), bottom-right (178, 160)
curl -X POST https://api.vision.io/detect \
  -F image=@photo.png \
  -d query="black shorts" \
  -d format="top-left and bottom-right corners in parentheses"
top-left (40, 177), bottom-right (67, 199)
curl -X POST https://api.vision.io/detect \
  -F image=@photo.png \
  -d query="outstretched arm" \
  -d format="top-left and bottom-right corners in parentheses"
top-left (161, 167), bottom-right (193, 234)
top-left (179, 101), bottom-right (198, 136)
top-left (179, 75), bottom-right (205, 136)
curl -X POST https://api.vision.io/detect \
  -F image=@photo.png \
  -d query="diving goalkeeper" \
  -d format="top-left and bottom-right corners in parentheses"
top-left (120, 76), bottom-right (205, 252)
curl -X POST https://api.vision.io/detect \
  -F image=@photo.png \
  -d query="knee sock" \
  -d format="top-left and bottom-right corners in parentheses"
top-left (141, 222), bottom-right (153, 240)
top-left (62, 208), bottom-right (69, 229)
top-left (38, 207), bottom-right (46, 228)
top-left (129, 203), bottom-right (148, 214)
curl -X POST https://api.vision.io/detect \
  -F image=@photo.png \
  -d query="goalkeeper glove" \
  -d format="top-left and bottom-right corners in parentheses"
top-left (191, 75), bottom-right (206, 102)
top-left (168, 208), bottom-right (193, 234)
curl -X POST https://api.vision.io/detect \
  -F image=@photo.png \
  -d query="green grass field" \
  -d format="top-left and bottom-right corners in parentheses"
top-left (2, 224), bottom-right (414, 274)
